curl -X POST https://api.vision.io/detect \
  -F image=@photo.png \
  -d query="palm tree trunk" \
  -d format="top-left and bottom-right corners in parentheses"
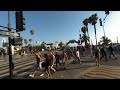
top-left (86, 26), bottom-right (90, 45)
top-left (93, 24), bottom-right (97, 46)
top-left (102, 25), bottom-right (106, 45)
top-left (33, 35), bottom-right (34, 47)
top-left (84, 32), bottom-right (87, 47)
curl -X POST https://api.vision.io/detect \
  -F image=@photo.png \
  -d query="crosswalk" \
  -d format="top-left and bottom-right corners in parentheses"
top-left (81, 65), bottom-right (120, 79)
top-left (0, 55), bottom-right (36, 79)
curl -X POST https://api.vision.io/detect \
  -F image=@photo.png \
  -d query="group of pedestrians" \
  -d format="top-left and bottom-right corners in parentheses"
top-left (29, 50), bottom-right (69, 79)
top-left (29, 44), bottom-right (118, 78)
top-left (94, 44), bottom-right (117, 66)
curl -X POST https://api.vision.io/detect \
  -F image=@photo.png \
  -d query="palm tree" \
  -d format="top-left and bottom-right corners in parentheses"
top-left (83, 18), bottom-right (90, 44)
top-left (81, 34), bottom-right (90, 47)
top-left (58, 41), bottom-right (64, 49)
top-left (88, 13), bottom-right (98, 46)
top-left (29, 39), bottom-right (32, 45)
top-left (24, 39), bottom-right (28, 46)
top-left (99, 36), bottom-right (112, 46)
top-left (81, 26), bottom-right (89, 47)
top-left (30, 30), bottom-right (35, 47)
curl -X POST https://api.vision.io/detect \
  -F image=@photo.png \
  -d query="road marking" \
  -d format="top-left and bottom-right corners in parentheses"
top-left (81, 65), bottom-right (120, 79)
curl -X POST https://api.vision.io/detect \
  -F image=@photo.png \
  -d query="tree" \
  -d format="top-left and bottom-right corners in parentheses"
top-left (81, 26), bottom-right (89, 47)
top-left (30, 30), bottom-right (35, 47)
top-left (81, 33), bottom-right (90, 48)
top-left (88, 13), bottom-right (98, 46)
top-left (24, 39), bottom-right (28, 46)
top-left (58, 42), bottom-right (64, 49)
top-left (83, 18), bottom-right (90, 44)
top-left (99, 36), bottom-right (112, 46)
top-left (29, 39), bottom-right (32, 45)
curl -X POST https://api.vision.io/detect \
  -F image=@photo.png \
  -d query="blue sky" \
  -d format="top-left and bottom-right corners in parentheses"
top-left (0, 11), bottom-right (119, 47)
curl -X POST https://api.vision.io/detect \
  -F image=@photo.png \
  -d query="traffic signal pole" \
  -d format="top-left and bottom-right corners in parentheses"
top-left (8, 11), bottom-right (13, 79)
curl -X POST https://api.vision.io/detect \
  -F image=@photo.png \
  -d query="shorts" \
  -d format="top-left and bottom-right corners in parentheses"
top-left (35, 64), bottom-right (39, 68)
top-left (39, 62), bottom-right (42, 68)
top-left (35, 62), bottom-right (42, 69)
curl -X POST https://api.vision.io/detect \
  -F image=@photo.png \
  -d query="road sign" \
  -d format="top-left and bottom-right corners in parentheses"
top-left (0, 29), bottom-right (20, 37)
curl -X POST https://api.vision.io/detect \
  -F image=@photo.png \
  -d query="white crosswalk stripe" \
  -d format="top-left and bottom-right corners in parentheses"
top-left (0, 55), bottom-right (36, 78)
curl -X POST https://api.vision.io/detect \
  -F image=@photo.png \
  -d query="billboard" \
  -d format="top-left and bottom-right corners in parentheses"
top-left (13, 38), bottom-right (22, 45)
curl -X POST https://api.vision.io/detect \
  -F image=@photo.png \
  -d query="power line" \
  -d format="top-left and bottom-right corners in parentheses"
top-left (0, 25), bottom-right (17, 31)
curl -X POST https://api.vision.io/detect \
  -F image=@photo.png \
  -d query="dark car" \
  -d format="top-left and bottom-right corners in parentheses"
top-left (113, 44), bottom-right (120, 50)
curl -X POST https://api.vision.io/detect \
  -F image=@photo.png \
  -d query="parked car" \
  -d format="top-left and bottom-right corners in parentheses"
top-left (113, 44), bottom-right (120, 50)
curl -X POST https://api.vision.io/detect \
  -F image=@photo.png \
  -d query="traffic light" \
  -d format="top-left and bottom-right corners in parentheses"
top-left (105, 11), bottom-right (109, 15)
top-left (16, 11), bottom-right (25, 32)
top-left (99, 18), bottom-right (103, 26)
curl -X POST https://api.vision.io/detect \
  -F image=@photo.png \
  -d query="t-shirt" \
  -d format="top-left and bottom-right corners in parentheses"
top-left (76, 51), bottom-right (80, 57)
top-left (45, 57), bottom-right (50, 66)
top-left (55, 54), bottom-right (60, 61)
top-left (101, 48), bottom-right (106, 53)
top-left (95, 48), bottom-right (100, 57)
top-left (36, 56), bottom-right (40, 64)
top-left (109, 46), bottom-right (113, 52)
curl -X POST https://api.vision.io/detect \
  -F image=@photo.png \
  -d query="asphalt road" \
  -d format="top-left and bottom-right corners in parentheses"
top-left (1, 51), bottom-right (120, 79)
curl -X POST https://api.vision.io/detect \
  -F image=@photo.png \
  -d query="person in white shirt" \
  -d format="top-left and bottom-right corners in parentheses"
top-left (76, 49), bottom-right (81, 64)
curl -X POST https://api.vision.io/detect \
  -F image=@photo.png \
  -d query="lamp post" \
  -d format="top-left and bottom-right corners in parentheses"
top-left (8, 11), bottom-right (13, 79)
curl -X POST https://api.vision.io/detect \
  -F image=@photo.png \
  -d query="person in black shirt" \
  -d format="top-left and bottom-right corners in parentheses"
top-left (29, 50), bottom-right (42, 77)
top-left (55, 51), bottom-right (61, 69)
top-left (42, 54), bottom-right (52, 79)
top-left (100, 46), bottom-right (107, 61)
top-left (108, 45), bottom-right (117, 59)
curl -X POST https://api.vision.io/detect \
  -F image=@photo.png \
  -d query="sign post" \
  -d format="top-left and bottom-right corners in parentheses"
top-left (8, 11), bottom-right (13, 79)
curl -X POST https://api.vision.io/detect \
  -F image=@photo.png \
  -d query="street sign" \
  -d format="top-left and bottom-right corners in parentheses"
top-left (0, 29), bottom-right (20, 38)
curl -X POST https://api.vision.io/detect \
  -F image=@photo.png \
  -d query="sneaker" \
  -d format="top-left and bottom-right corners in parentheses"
top-left (29, 74), bottom-right (34, 77)
top-left (40, 73), bottom-right (44, 77)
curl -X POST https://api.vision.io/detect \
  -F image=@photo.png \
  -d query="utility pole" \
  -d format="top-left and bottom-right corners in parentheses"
top-left (8, 11), bottom-right (13, 79)
top-left (79, 29), bottom-right (82, 45)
